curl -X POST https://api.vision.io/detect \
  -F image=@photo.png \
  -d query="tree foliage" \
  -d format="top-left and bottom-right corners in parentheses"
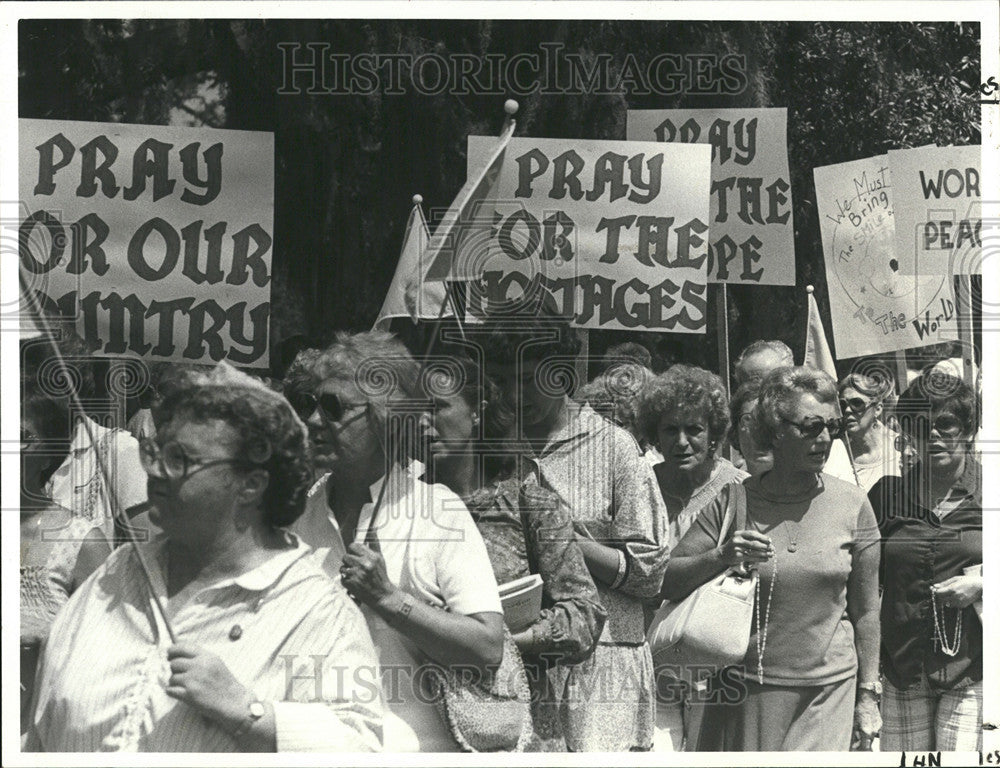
top-left (19, 19), bottom-right (981, 373)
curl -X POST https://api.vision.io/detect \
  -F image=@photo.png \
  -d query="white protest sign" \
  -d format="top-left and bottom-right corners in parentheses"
top-left (813, 154), bottom-right (958, 359)
top-left (889, 145), bottom-right (982, 276)
top-left (19, 118), bottom-right (274, 366)
top-left (627, 107), bottom-right (794, 285)
top-left (462, 136), bottom-right (711, 333)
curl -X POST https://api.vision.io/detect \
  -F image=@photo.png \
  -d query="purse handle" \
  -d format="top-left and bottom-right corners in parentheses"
top-left (718, 481), bottom-right (748, 547)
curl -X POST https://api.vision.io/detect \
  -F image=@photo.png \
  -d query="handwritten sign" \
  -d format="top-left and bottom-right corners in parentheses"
top-left (461, 136), bottom-right (711, 333)
top-left (626, 108), bottom-right (794, 285)
top-left (889, 145), bottom-right (982, 275)
top-left (813, 155), bottom-right (957, 358)
top-left (19, 118), bottom-right (274, 366)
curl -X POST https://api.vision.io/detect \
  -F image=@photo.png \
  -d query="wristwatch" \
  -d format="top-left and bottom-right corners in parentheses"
top-left (857, 681), bottom-right (882, 702)
top-left (231, 697), bottom-right (266, 739)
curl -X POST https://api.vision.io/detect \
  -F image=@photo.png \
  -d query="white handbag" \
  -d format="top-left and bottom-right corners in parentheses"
top-left (648, 482), bottom-right (755, 683)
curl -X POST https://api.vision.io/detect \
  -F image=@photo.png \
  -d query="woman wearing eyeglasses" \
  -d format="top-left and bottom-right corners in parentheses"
top-left (27, 363), bottom-right (383, 752)
top-left (868, 372), bottom-right (982, 752)
top-left (283, 331), bottom-right (505, 753)
top-left (837, 373), bottom-right (903, 492)
top-left (661, 366), bottom-right (882, 751)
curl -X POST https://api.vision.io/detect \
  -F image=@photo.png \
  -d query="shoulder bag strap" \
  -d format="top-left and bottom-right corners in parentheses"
top-left (716, 483), bottom-right (737, 547)
top-left (731, 481), bottom-right (748, 534)
top-left (518, 485), bottom-right (541, 576)
top-left (716, 480), bottom-right (748, 547)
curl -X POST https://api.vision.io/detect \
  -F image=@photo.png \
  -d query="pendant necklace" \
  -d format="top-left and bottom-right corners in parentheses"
top-left (784, 520), bottom-right (799, 553)
top-left (760, 473), bottom-right (818, 553)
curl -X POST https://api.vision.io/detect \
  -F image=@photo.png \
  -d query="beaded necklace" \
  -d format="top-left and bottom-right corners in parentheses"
top-left (930, 589), bottom-right (962, 656)
top-left (754, 551), bottom-right (777, 685)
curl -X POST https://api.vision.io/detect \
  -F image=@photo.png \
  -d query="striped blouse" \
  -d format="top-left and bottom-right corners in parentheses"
top-left (27, 533), bottom-right (383, 752)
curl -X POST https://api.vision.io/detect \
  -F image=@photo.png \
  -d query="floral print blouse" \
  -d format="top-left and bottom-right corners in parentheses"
top-left (464, 477), bottom-right (606, 664)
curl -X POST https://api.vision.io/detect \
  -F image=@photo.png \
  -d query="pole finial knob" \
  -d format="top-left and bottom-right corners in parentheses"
top-left (412, 194), bottom-right (423, 205)
top-left (504, 99), bottom-right (519, 116)
top-left (806, 284), bottom-right (815, 295)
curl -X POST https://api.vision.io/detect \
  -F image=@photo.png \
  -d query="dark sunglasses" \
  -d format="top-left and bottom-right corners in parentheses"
top-left (838, 397), bottom-right (876, 416)
top-left (288, 391), bottom-right (368, 423)
top-left (900, 413), bottom-right (966, 439)
top-left (781, 416), bottom-right (847, 440)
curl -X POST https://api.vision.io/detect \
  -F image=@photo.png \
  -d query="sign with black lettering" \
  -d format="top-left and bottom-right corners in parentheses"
top-left (18, 118), bottom-right (274, 366)
top-left (888, 144), bottom-right (981, 276)
top-left (626, 108), bottom-right (794, 285)
top-left (813, 154), bottom-right (958, 358)
top-left (462, 136), bottom-right (711, 333)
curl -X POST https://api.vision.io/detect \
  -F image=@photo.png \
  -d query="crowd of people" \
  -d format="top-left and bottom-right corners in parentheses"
top-left (19, 311), bottom-right (984, 753)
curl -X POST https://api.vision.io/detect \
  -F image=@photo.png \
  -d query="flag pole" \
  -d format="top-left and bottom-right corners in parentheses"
top-left (955, 274), bottom-right (976, 389)
top-left (366, 100), bottom-right (519, 544)
top-left (715, 282), bottom-right (733, 460)
top-left (807, 283), bottom-right (861, 488)
top-left (716, 283), bottom-right (731, 399)
top-left (19, 275), bottom-right (177, 643)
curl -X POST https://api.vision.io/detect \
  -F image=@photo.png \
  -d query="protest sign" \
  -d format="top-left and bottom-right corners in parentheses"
top-left (18, 118), bottom-right (274, 366)
top-left (626, 108), bottom-right (794, 285)
top-left (889, 144), bottom-right (982, 276)
top-left (460, 136), bottom-right (711, 333)
top-left (813, 154), bottom-right (958, 359)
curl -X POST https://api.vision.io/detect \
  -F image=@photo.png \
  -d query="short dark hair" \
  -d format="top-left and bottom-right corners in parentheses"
top-left (154, 384), bottom-right (312, 529)
top-left (479, 310), bottom-right (582, 396)
top-left (602, 342), bottom-right (652, 372)
top-left (481, 313), bottom-right (582, 366)
top-left (22, 389), bottom-right (73, 442)
top-left (895, 372), bottom-right (978, 439)
top-left (21, 332), bottom-right (97, 402)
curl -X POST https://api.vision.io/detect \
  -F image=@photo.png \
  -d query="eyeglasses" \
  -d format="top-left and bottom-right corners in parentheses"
top-left (780, 416), bottom-right (847, 440)
top-left (287, 391), bottom-right (368, 423)
top-left (838, 397), bottom-right (876, 416)
top-left (140, 438), bottom-right (249, 481)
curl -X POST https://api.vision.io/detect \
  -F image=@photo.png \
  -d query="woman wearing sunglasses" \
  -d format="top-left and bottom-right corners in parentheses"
top-left (868, 372), bottom-right (982, 752)
top-left (662, 366), bottom-right (881, 751)
top-left (283, 331), bottom-right (505, 753)
top-left (27, 363), bottom-right (383, 752)
top-left (837, 372), bottom-right (903, 492)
